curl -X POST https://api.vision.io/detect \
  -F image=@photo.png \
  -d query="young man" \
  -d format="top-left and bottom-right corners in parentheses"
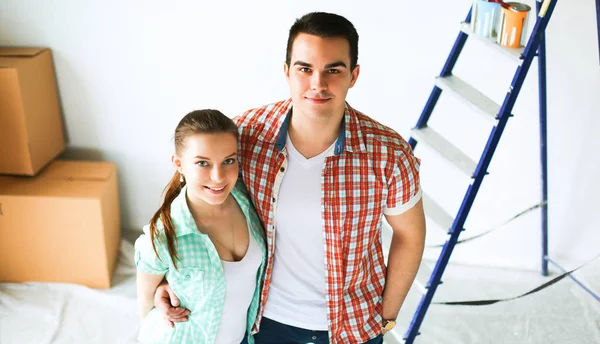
top-left (154, 12), bottom-right (426, 344)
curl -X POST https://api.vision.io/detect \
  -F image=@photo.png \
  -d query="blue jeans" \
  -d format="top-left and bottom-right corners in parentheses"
top-left (253, 317), bottom-right (384, 344)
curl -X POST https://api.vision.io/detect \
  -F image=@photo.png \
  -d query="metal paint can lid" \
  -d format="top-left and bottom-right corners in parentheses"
top-left (507, 2), bottom-right (532, 12)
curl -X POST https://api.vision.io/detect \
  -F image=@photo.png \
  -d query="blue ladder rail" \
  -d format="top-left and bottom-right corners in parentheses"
top-left (597, 0), bottom-right (600, 64)
top-left (537, 0), bottom-right (549, 277)
top-left (404, 1), bottom-right (558, 343)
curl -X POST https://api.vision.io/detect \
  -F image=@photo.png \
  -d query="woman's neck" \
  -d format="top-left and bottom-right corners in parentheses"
top-left (186, 191), bottom-right (233, 221)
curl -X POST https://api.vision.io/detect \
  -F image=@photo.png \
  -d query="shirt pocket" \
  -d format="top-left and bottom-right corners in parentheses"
top-left (169, 267), bottom-right (205, 308)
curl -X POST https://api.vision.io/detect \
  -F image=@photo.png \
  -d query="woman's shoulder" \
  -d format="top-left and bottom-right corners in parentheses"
top-left (142, 220), bottom-right (166, 235)
top-left (139, 221), bottom-right (168, 247)
top-left (233, 180), bottom-right (260, 215)
top-left (232, 179), bottom-right (252, 201)
top-left (232, 180), bottom-right (264, 227)
top-left (134, 224), bottom-right (167, 262)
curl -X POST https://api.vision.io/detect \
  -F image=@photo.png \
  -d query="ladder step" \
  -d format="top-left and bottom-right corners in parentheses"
top-left (435, 74), bottom-right (500, 123)
top-left (422, 192), bottom-right (453, 232)
top-left (414, 261), bottom-right (434, 294)
top-left (460, 22), bottom-right (525, 64)
top-left (382, 219), bottom-right (393, 255)
top-left (410, 126), bottom-right (477, 178)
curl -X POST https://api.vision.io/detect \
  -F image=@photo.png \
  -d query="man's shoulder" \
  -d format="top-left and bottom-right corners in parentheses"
top-left (235, 99), bottom-right (291, 131)
top-left (349, 106), bottom-right (410, 151)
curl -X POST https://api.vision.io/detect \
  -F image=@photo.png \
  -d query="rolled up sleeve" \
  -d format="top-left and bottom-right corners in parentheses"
top-left (134, 233), bottom-right (168, 275)
top-left (384, 147), bottom-right (422, 216)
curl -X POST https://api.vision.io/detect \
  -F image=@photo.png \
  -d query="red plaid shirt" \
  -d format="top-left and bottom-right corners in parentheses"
top-left (236, 99), bottom-right (421, 343)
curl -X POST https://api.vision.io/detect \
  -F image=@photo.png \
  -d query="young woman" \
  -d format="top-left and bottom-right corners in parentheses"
top-left (135, 110), bottom-right (266, 344)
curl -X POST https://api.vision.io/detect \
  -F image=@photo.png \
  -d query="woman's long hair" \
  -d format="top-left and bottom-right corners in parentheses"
top-left (149, 109), bottom-right (238, 269)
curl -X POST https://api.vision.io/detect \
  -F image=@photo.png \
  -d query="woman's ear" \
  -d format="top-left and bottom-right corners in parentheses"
top-left (171, 154), bottom-right (183, 173)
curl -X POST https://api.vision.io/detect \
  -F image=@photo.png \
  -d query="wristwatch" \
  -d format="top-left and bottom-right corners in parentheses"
top-left (383, 319), bottom-right (396, 332)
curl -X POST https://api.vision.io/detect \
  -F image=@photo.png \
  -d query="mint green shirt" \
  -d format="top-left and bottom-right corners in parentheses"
top-left (135, 181), bottom-right (267, 344)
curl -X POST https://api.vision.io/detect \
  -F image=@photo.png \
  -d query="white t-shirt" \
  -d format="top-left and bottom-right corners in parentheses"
top-left (214, 226), bottom-right (262, 344)
top-left (261, 135), bottom-right (335, 330)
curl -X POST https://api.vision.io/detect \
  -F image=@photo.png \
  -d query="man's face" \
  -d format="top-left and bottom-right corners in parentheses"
top-left (284, 33), bottom-right (360, 122)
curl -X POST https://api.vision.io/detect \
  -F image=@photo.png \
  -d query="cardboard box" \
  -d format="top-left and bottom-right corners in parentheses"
top-left (0, 160), bottom-right (121, 289)
top-left (0, 48), bottom-right (65, 176)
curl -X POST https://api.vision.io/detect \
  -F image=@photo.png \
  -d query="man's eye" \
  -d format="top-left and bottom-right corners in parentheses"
top-left (224, 158), bottom-right (236, 165)
top-left (299, 67), bottom-right (311, 73)
top-left (328, 69), bottom-right (340, 74)
top-left (197, 161), bottom-right (209, 167)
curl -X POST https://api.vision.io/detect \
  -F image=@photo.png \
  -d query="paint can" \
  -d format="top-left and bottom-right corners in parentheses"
top-left (472, 0), bottom-right (501, 37)
top-left (497, 2), bottom-right (531, 48)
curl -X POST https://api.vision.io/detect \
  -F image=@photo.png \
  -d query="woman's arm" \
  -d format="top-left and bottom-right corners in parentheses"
top-left (154, 280), bottom-right (191, 327)
top-left (137, 271), bottom-right (166, 319)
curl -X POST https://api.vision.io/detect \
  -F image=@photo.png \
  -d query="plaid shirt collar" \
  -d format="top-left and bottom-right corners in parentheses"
top-left (255, 98), bottom-right (368, 156)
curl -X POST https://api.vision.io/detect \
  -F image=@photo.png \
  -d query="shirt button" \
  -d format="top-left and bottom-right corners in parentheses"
top-left (312, 336), bottom-right (317, 340)
top-left (272, 197), bottom-right (276, 203)
top-left (185, 275), bottom-right (191, 280)
top-left (280, 167), bottom-right (285, 172)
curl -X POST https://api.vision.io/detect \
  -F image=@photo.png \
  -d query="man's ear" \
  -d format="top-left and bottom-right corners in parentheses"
top-left (284, 62), bottom-right (290, 80)
top-left (349, 64), bottom-right (360, 88)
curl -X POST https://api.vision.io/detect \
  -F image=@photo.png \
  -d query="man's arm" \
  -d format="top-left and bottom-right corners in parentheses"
top-left (381, 199), bottom-right (426, 331)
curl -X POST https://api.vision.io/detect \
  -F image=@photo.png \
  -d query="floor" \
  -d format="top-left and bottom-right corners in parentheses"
top-left (1, 233), bottom-right (598, 344)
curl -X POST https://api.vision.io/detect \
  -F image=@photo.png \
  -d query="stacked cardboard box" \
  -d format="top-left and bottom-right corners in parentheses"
top-left (0, 48), bottom-right (121, 289)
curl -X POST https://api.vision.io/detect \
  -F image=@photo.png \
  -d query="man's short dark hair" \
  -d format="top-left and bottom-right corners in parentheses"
top-left (286, 12), bottom-right (359, 71)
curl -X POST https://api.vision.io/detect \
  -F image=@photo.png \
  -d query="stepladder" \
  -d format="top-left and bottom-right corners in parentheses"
top-left (398, 1), bottom-right (559, 343)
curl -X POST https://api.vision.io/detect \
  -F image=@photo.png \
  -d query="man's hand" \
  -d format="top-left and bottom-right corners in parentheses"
top-left (154, 280), bottom-right (191, 328)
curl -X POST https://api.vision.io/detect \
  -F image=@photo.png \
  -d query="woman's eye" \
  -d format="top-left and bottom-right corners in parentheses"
top-left (224, 158), bottom-right (236, 165)
top-left (197, 161), bottom-right (209, 167)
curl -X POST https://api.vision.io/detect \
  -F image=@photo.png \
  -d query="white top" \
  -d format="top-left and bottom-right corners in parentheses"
top-left (214, 226), bottom-right (262, 344)
top-left (262, 135), bottom-right (335, 330)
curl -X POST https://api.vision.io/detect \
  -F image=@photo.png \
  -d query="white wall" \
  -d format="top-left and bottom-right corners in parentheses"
top-left (1, 0), bottom-right (598, 271)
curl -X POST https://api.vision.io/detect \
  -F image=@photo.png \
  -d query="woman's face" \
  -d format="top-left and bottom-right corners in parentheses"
top-left (173, 133), bottom-right (239, 206)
